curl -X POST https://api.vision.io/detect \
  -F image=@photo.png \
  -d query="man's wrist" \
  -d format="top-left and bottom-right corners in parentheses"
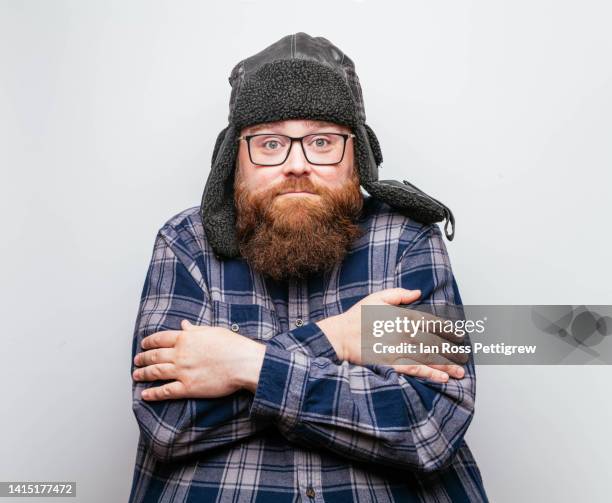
top-left (233, 339), bottom-right (266, 393)
top-left (315, 315), bottom-right (345, 361)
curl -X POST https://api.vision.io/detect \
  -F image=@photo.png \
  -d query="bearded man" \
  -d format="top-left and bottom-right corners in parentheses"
top-left (129, 33), bottom-right (488, 503)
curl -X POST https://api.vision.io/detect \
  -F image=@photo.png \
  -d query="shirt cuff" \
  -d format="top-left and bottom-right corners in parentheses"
top-left (268, 321), bottom-right (341, 363)
top-left (247, 344), bottom-right (311, 432)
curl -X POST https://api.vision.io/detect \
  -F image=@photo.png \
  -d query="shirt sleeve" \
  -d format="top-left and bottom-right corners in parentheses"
top-left (267, 321), bottom-right (341, 362)
top-left (131, 228), bottom-right (343, 463)
top-left (247, 224), bottom-right (476, 474)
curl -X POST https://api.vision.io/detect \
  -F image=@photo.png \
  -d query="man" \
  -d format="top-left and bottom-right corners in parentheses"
top-left (129, 33), bottom-right (488, 502)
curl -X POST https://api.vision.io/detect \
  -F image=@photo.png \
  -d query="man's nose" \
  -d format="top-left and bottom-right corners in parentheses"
top-left (282, 139), bottom-right (312, 175)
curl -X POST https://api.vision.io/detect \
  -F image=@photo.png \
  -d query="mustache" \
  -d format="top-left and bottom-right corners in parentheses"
top-left (274, 178), bottom-right (319, 196)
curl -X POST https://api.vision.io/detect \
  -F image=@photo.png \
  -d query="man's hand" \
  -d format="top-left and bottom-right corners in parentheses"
top-left (315, 288), bottom-right (465, 383)
top-left (132, 320), bottom-right (265, 400)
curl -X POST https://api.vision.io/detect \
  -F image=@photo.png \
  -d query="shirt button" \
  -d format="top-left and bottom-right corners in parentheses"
top-left (230, 323), bottom-right (240, 332)
top-left (295, 318), bottom-right (304, 327)
top-left (305, 487), bottom-right (315, 498)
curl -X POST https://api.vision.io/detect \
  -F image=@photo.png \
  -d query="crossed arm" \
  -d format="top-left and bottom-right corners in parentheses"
top-left (131, 225), bottom-right (475, 473)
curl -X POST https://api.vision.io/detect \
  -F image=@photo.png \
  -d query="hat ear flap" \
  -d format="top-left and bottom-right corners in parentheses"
top-left (200, 124), bottom-right (241, 259)
top-left (364, 123), bottom-right (383, 167)
top-left (211, 125), bottom-right (230, 165)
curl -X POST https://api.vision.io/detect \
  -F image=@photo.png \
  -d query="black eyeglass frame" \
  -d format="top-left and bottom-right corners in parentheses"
top-left (236, 132), bottom-right (356, 166)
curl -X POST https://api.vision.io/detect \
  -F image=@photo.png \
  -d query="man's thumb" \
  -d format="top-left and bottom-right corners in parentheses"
top-left (383, 288), bottom-right (422, 305)
top-left (181, 319), bottom-right (195, 330)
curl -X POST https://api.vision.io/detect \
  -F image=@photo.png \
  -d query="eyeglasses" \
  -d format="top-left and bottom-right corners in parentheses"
top-left (237, 132), bottom-right (355, 166)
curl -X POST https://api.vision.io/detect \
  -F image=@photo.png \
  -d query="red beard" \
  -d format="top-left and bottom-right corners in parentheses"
top-left (234, 168), bottom-right (365, 281)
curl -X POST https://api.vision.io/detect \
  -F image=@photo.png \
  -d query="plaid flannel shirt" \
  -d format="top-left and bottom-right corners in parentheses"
top-left (128, 195), bottom-right (488, 503)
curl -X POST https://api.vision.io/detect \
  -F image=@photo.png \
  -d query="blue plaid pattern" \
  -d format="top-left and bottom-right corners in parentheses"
top-left (129, 196), bottom-right (488, 502)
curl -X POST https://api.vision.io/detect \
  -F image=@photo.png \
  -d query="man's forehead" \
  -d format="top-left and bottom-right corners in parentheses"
top-left (243, 119), bottom-right (348, 134)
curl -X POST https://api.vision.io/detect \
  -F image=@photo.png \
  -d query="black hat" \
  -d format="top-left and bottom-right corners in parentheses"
top-left (200, 32), bottom-right (455, 259)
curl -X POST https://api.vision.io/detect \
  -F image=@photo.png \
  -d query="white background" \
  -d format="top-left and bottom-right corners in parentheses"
top-left (1, 1), bottom-right (610, 501)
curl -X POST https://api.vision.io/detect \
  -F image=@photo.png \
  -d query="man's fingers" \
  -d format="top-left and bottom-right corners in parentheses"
top-left (141, 331), bottom-right (179, 350)
top-left (133, 348), bottom-right (175, 367)
top-left (391, 364), bottom-right (450, 383)
top-left (426, 364), bottom-right (465, 379)
top-left (133, 363), bottom-right (177, 382)
top-left (141, 381), bottom-right (186, 401)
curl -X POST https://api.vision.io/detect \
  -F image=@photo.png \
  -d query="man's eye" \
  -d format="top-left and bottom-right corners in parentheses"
top-left (264, 140), bottom-right (281, 150)
top-left (312, 138), bottom-right (329, 148)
